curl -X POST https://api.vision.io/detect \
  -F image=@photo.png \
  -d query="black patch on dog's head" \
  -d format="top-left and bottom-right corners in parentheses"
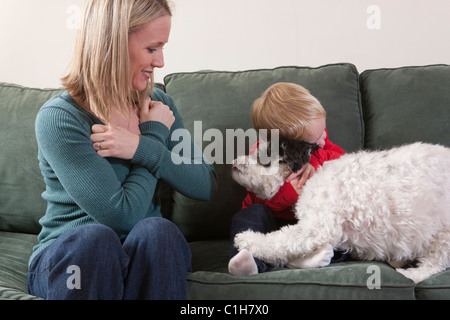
top-left (279, 138), bottom-right (320, 173)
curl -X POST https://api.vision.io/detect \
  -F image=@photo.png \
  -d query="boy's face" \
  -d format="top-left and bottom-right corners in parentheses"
top-left (303, 117), bottom-right (326, 148)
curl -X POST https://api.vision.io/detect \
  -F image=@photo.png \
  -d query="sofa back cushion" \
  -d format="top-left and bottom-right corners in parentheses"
top-left (0, 83), bottom-right (63, 234)
top-left (361, 64), bottom-right (450, 149)
top-left (163, 64), bottom-right (363, 241)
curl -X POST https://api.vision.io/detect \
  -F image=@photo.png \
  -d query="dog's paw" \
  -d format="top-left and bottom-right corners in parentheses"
top-left (234, 230), bottom-right (264, 253)
top-left (395, 264), bottom-right (446, 284)
top-left (286, 244), bottom-right (334, 269)
top-left (396, 267), bottom-right (429, 284)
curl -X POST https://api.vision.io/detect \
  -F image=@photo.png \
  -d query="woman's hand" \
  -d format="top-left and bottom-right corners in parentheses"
top-left (139, 96), bottom-right (175, 130)
top-left (91, 124), bottom-right (140, 160)
top-left (286, 163), bottom-right (315, 196)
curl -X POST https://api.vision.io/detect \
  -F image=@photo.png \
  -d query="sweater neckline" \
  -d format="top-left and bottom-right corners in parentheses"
top-left (60, 91), bottom-right (105, 125)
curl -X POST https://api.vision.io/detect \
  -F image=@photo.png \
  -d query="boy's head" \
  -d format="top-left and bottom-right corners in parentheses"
top-left (251, 83), bottom-right (326, 145)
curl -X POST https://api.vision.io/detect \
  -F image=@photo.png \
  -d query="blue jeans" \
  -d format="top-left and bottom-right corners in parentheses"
top-left (230, 204), bottom-right (347, 273)
top-left (27, 217), bottom-right (191, 300)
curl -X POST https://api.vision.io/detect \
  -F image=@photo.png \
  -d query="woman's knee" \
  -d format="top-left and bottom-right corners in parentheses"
top-left (51, 224), bottom-right (125, 266)
top-left (28, 224), bottom-right (128, 299)
top-left (132, 217), bottom-right (182, 238)
top-left (67, 224), bottom-right (119, 248)
top-left (126, 217), bottom-right (188, 250)
top-left (124, 217), bottom-right (191, 270)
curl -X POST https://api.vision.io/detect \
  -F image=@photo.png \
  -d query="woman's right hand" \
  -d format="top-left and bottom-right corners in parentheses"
top-left (139, 96), bottom-right (175, 130)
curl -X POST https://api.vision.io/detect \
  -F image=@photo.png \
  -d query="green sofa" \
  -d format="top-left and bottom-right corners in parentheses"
top-left (0, 63), bottom-right (449, 300)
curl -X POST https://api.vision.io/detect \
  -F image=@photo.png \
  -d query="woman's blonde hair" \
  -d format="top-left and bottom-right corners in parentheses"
top-left (61, 0), bottom-right (172, 122)
top-left (251, 83), bottom-right (326, 140)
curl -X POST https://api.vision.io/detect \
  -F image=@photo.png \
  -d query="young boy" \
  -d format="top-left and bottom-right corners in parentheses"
top-left (229, 82), bottom-right (346, 276)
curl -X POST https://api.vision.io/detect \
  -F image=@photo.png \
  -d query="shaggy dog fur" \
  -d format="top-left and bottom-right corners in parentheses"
top-left (232, 140), bottom-right (450, 283)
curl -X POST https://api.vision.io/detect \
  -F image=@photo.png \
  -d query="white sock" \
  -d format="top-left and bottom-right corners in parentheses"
top-left (228, 249), bottom-right (258, 276)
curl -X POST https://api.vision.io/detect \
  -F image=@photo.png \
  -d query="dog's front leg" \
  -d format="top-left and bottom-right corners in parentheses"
top-left (286, 244), bottom-right (334, 269)
top-left (234, 229), bottom-right (291, 266)
top-left (234, 224), bottom-right (326, 267)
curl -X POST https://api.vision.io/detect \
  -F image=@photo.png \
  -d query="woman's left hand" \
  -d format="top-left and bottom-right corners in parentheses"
top-left (91, 124), bottom-right (140, 160)
top-left (139, 97), bottom-right (175, 130)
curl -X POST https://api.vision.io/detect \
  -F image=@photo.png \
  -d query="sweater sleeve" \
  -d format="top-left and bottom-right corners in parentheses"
top-left (130, 90), bottom-right (217, 202)
top-left (261, 183), bottom-right (299, 210)
top-left (309, 129), bottom-right (345, 169)
top-left (241, 183), bottom-right (298, 211)
top-left (35, 106), bottom-right (157, 234)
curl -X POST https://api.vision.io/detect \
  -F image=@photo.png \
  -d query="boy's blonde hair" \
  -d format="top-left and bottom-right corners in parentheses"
top-left (61, 0), bottom-right (172, 122)
top-left (251, 83), bottom-right (326, 140)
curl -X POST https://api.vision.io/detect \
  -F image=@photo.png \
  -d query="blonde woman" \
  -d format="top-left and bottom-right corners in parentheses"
top-left (27, 0), bottom-right (217, 300)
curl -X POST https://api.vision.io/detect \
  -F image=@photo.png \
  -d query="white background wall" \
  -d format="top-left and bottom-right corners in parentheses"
top-left (1, 0), bottom-right (450, 88)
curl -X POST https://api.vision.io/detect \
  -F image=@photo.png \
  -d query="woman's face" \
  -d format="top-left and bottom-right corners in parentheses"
top-left (128, 15), bottom-right (171, 91)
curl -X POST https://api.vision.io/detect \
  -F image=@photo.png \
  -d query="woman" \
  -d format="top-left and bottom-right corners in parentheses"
top-left (27, 0), bottom-right (217, 300)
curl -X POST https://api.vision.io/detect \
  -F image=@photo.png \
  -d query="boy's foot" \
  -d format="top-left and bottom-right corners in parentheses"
top-left (228, 249), bottom-right (258, 276)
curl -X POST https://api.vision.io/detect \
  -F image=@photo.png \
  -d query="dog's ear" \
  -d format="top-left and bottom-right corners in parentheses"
top-left (280, 139), bottom-right (320, 173)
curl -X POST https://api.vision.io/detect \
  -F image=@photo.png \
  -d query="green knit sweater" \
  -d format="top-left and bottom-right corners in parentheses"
top-left (29, 89), bottom-right (217, 266)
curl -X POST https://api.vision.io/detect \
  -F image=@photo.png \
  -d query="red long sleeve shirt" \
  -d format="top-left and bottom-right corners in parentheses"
top-left (241, 129), bottom-right (345, 220)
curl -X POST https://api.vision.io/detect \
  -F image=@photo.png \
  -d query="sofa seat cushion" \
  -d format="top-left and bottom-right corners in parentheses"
top-left (414, 270), bottom-right (450, 300)
top-left (188, 240), bottom-right (419, 300)
top-left (0, 231), bottom-right (40, 300)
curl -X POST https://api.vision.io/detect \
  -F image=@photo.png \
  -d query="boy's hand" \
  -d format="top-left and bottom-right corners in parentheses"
top-left (286, 163), bottom-right (315, 196)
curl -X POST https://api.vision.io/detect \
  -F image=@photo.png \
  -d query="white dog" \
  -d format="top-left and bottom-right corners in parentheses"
top-left (232, 140), bottom-right (450, 283)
